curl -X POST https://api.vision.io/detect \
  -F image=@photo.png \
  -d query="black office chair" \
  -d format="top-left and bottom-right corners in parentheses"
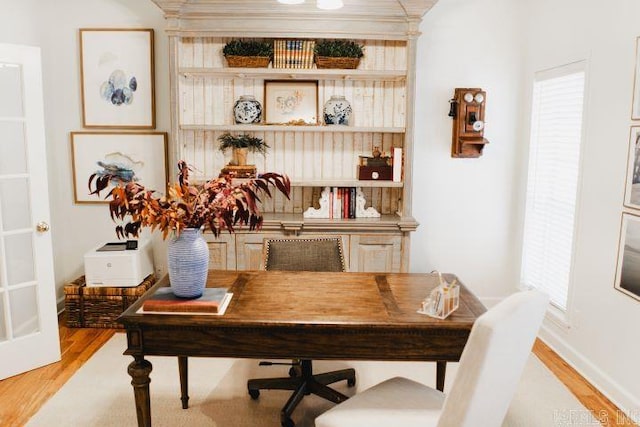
top-left (247, 236), bottom-right (356, 427)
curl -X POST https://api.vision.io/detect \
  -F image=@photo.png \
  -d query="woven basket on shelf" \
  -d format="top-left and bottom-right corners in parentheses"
top-left (315, 56), bottom-right (360, 69)
top-left (225, 55), bottom-right (271, 68)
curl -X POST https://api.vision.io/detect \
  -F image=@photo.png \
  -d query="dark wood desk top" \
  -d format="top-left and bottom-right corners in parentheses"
top-left (120, 270), bottom-right (485, 331)
top-left (120, 271), bottom-right (485, 426)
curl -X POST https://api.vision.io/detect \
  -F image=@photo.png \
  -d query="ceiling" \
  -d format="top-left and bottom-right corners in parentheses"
top-left (149, 0), bottom-right (440, 38)
top-left (150, 0), bottom-right (439, 19)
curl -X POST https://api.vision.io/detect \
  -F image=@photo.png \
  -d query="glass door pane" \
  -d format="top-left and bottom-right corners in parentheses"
top-left (0, 122), bottom-right (27, 174)
top-left (0, 63), bottom-right (23, 117)
top-left (0, 294), bottom-right (7, 342)
top-left (4, 233), bottom-right (35, 286)
top-left (9, 286), bottom-right (39, 337)
top-left (0, 177), bottom-right (31, 231)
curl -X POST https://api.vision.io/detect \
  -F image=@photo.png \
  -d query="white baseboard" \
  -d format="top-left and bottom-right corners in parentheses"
top-left (539, 324), bottom-right (640, 424)
top-left (56, 296), bottom-right (65, 315)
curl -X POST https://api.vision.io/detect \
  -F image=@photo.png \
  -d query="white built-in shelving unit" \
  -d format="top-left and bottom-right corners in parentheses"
top-left (150, 0), bottom-right (438, 272)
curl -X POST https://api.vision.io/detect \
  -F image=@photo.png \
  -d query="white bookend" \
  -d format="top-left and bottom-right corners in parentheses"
top-left (393, 147), bottom-right (403, 182)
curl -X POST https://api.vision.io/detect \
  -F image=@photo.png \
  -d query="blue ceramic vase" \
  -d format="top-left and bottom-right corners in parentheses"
top-left (323, 95), bottom-right (352, 125)
top-left (234, 95), bottom-right (262, 124)
top-left (167, 228), bottom-right (209, 298)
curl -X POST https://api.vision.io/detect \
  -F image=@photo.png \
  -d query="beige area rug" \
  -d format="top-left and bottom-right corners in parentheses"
top-left (28, 333), bottom-right (601, 427)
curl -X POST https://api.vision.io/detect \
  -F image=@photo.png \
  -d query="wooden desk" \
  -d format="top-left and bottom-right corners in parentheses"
top-left (119, 270), bottom-right (486, 427)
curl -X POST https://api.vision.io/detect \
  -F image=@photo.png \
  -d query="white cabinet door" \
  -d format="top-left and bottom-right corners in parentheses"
top-left (204, 233), bottom-right (236, 270)
top-left (0, 44), bottom-right (60, 379)
top-left (350, 234), bottom-right (402, 272)
top-left (235, 232), bottom-right (284, 270)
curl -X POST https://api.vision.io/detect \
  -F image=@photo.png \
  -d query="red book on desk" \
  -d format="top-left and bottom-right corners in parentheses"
top-left (142, 287), bottom-right (229, 314)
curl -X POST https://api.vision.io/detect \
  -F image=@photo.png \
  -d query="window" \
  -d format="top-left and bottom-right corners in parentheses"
top-left (521, 61), bottom-right (586, 312)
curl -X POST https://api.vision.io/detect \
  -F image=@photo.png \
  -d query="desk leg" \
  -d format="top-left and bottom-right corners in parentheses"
top-left (178, 356), bottom-right (189, 409)
top-left (128, 355), bottom-right (153, 427)
top-left (436, 361), bottom-right (446, 392)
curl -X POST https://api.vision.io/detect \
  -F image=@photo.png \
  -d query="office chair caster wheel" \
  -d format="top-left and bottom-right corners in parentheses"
top-left (347, 377), bottom-right (356, 387)
top-left (249, 389), bottom-right (260, 399)
top-left (281, 417), bottom-right (295, 427)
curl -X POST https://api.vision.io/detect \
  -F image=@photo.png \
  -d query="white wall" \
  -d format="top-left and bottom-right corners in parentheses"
top-left (0, 0), bottom-right (170, 303)
top-left (410, 0), bottom-right (526, 303)
top-left (519, 0), bottom-right (640, 420)
top-left (411, 0), bottom-right (640, 418)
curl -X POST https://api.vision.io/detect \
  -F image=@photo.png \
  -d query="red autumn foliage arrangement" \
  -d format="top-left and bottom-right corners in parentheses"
top-left (88, 160), bottom-right (291, 239)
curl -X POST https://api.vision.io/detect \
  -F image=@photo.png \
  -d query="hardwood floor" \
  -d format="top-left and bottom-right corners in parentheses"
top-left (0, 316), bottom-right (635, 426)
top-left (534, 340), bottom-right (636, 426)
top-left (0, 316), bottom-right (115, 427)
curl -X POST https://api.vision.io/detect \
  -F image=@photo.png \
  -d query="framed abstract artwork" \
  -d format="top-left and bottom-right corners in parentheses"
top-left (624, 126), bottom-right (640, 209)
top-left (615, 213), bottom-right (640, 301)
top-left (71, 132), bottom-right (168, 203)
top-left (264, 80), bottom-right (318, 125)
top-left (79, 29), bottom-right (155, 128)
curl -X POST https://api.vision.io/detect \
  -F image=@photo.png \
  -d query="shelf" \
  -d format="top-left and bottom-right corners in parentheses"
top-left (180, 124), bottom-right (405, 133)
top-left (257, 213), bottom-right (418, 233)
top-left (290, 180), bottom-right (402, 188)
top-left (180, 67), bottom-right (406, 82)
top-left (196, 177), bottom-right (403, 189)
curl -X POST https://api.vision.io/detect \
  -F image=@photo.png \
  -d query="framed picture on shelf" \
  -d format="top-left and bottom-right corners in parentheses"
top-left (632, 36), bottom-right (640, 120)
top-left (615, 213), bottom-right (640, 301)
top-left (79, 28), bottom-right (155, 128)
top-left (264, 80), bottom-right (318, 125)
top-left (71, 132), bottom-right (168, 204)
top-left (624, 126), bottom-right (640, 209)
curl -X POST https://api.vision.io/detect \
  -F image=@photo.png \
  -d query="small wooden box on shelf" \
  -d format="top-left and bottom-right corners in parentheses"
top-left (64, 274), bottom-right (156, 328)
top-left (358, 153), bottom-right (393, 181)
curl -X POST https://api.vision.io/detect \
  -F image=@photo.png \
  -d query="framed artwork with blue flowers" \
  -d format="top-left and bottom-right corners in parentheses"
top-left (79, 29), bottom-right (155, 129)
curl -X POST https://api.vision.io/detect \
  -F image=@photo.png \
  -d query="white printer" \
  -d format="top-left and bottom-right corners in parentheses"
top-left (84, 240), bottom-right (154, 287)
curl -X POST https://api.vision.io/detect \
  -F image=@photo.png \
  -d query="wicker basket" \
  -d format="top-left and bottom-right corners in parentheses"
top-left (225, 55), bottom-right (271, 68)
top-left (315, 56), bottom-right (361, 69)
top-left (64, 274), bottom-right (156, 328)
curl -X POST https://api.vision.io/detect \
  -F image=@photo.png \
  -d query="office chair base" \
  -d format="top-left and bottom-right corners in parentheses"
top-left (247, 360), bottom-right (355, 427)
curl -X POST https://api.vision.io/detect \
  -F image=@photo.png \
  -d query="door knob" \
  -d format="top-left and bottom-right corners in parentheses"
top-left (36, 221), bottom-right (50, 232)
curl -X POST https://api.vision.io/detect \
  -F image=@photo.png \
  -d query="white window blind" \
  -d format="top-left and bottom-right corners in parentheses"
top-left (521, 61), bottom-right (586, 311)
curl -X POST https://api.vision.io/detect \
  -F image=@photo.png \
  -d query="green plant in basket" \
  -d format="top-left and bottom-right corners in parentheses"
top-left (314, 39), bottom-right (364, 58)
top-left (223, 40), bottom-right (273, 58)
top-left (217, 133), bottom-right (270, 155)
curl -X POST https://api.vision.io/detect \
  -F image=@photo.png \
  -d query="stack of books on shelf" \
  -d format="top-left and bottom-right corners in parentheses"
top-left (220, 165), bottom-right (257, 179)
top-left (140, 287), bottom-right (232, 315)
top-left (274, 40), bottom-right (315, 69)
top-left (329, 187), bottom-right (357, 219)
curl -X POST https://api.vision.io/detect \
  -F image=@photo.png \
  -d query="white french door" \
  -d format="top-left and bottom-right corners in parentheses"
top-left (0, 43), bottom-right (60, 379)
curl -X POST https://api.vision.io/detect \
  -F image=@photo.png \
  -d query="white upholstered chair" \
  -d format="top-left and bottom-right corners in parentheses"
top-left (315, 290), bottom-right (549, 427)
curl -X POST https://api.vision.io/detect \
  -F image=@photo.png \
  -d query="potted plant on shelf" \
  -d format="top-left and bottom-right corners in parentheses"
top-left (218, 132), bottom-right (269, 167)
top-left (223, 39), bottom-right (273, 68)
top-left (88, 161), bottom-right (290, 299)
top-left (314, 39), bottom-right (364, 69)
